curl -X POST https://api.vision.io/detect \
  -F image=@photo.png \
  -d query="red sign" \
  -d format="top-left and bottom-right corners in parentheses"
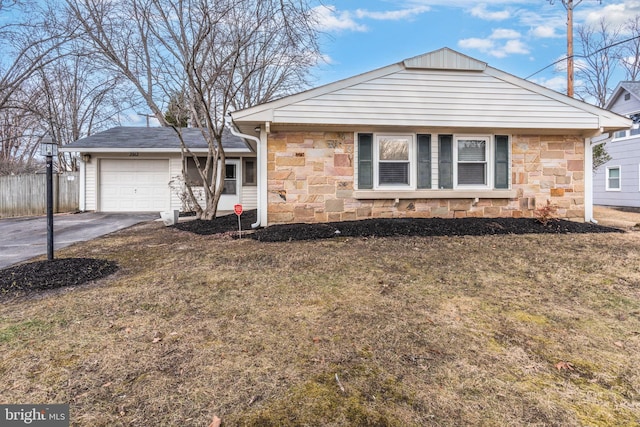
top-left (234, 204), bottom-right (243, 216)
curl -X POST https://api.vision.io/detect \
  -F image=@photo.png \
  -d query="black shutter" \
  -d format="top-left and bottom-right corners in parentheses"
top-left (438, 135), bottom-right (453, 189)
top-left (417, 134), bottom-right (431, 189)
top-left (358, 133), bottom-right (373, 189)
top-left (495, 135), bottom-right (509, 189)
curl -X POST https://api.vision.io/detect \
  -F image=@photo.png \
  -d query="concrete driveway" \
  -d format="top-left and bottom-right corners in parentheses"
top-left (0, 212), bottom-right (159, 269)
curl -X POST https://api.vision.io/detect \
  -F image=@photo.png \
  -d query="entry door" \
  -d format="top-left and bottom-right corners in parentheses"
top-left (218, 160), bottom-right (240, 211)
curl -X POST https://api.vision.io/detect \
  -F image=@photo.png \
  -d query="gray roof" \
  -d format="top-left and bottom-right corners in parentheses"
top-left (63, 126), bottom-right (251, 151)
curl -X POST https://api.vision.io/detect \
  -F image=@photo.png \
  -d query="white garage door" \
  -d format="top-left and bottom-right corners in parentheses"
top-left (100, 159), bottom-right (170, 212)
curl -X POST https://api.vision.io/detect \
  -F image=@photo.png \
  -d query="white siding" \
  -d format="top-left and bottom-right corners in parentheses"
top-left (169, 156), bottom-right (183, 211)
top-left (608, 90), bottom-right (640, 115)
top-left (593, 137), bottom-right (640, 208)
top-left (85, 160), bottom-right (97, 211)
top-left (272, 69), bottom-right (600, 129)
top-left (241, 185), bottom-right (257, 209)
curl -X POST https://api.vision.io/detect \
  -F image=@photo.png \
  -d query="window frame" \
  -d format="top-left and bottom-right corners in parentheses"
top-left (453, 134), bottom-right (493, 189)
top-left (606, 166), bottom-right (621, 191)
top-left (373, 134), bottom-right (415, 190)
top-left (242, 158), bottom-right (257, 186)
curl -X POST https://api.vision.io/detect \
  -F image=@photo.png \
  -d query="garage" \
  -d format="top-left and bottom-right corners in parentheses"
top-left (99, 159), bottom-right (170, 211)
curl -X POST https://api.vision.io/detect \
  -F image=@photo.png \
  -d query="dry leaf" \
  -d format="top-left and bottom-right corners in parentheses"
top-left (208, 415), bottom-right (221, 427)
top-left (614, 341), bottom-right (624, 348)
top-left (152, 337), bottom-right (162, 343)
top-left (102, 382), bottom-right (112, 388)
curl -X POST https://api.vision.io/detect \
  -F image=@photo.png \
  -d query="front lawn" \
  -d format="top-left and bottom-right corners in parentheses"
top-left (1, 220), bottom-right (639, 426)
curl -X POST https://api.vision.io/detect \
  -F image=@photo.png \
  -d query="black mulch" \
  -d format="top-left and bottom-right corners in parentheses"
top-left (0, 258), bottom-right (118, 300)
top-left (174, 209), bottom-right (624, 242)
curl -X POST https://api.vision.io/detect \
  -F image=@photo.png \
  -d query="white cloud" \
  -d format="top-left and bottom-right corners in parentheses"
top-left (531, 75), bottom-right (567, 92)
top-left (490, 28), bottom-right (521, 39)
top-left (312, 5), bottom-right (367, 32)
top-left (459, 38), bottom-right (495, 50)
top-left (470, 4), bottom-right (510, 21)
top-left (458, 26), bottom-right (529, 58)
top-left (531, 25), bottom-right (560, 38)
top-left (503, 39), bottom-right (530, 55)
top-left (582, 2), bottom-right (640, 28)
top-left (312, 5), bottom-right (432, 33)
top-left (355, 6), bottom-right (430, 21)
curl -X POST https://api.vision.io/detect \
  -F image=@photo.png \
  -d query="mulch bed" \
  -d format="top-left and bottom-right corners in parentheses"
top-left (0, 258), bottom-right (118, 300)
top-left (0, 211), bottom-right (623, 299)
top-left (175, 209), bottom-right (624, 242)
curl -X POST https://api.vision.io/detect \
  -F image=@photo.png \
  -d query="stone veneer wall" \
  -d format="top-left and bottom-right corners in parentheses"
top-left (267, 131), bottom-right (585, 225)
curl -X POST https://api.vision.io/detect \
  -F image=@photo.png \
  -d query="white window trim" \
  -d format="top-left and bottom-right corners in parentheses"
top-left (373, 134), bottom-right (415, 190)
top-left (606, 165), bottom-right (621, 191)
top-left (453, 134), bottom-right (493, 189)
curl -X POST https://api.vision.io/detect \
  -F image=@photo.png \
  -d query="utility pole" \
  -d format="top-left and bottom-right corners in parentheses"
top-left (549, 0), bottom-right (602, 97)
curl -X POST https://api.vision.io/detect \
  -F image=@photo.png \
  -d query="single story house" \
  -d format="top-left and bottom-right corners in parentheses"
top-left (229, 48), bottom-right (631, 227)
top-left (61, 126), bottom-right (257, 212)
top-left (593, 81), bottom-right (640, 208)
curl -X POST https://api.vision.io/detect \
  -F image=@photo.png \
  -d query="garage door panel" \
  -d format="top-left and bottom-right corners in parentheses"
top-left (100, 159), bottom-right (170, 212)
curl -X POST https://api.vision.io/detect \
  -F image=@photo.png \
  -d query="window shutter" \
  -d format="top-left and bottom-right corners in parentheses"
top-left (358, 133), bottom-right (373, 189)
top-left (438, 135), bottom-right (453, 189)
top-left (494, 135), bottom-right (509, 189)
top-left (417, 134), bottom-right (431, 189)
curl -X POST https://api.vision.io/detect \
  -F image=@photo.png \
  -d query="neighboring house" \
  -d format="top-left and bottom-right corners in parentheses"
top-left (593, 82), bottom-right (640, 208)
top-left (230, 48), bottom-right (630, 227)
top-left (61, 127), bottom-right (257, 212)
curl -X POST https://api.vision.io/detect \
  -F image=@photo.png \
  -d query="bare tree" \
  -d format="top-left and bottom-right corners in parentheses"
top-left (65, 0), bottom-right (320, 219)
top-left (0, 106), bottom-right (44, 174)
top-left (0, 1), bottom-right (75, 113)
top-left (618, 15), bottom-right (640, 81)
top-left (29, 47), bottom-right (133, 171)
top-left (575, 18), bottom-right (621, 107)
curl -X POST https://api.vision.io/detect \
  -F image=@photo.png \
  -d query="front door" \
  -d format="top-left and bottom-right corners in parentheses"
top-left (218, 160), bottom-right (240, 211)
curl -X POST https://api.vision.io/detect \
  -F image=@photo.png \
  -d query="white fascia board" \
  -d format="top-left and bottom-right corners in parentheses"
top-left (486, 67), bottom-right (631, 131)
top-left (231, 63), bottom-right (404, 123)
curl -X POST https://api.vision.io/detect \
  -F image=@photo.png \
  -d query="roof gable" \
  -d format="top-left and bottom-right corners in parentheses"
top-left (403, 48), bottom-right (486, 71)
top-left (606, 81), bottom-right (640, 115)
top-left (232, 48), bottom-right (630, 134)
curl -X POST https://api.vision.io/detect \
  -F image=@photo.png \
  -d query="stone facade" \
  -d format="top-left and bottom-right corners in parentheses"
top-left (266, 131), bottom-right (585, 225)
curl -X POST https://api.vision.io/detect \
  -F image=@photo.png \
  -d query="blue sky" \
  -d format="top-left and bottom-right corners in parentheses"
top-left (309, 0), bottom-right (640, 95)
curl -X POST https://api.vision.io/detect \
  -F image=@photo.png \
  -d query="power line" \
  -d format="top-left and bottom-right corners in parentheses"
top-left (525, 34), bottom-right (640, 80)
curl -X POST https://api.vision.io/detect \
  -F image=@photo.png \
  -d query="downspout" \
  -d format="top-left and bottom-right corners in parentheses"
top-left (586, 129), bottom-right (610, 224)
top-left (227, 123), bottom-right (263, 228)
top-left (585, 136), bottom-right (595, 223)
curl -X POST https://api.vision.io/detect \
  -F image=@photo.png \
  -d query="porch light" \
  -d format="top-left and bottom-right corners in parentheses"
top-left (40, 135), bottom-right (58, 156)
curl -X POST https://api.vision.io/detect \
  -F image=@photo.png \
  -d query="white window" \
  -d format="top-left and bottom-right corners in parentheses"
top-left (614, 130), bottom-right (628, 139)
top-left (452, 135), bottom-right (493, 188)
top-left (375, 135), bottom-right (414, 188)
top-left (606, 166), bottom-right (621, 191)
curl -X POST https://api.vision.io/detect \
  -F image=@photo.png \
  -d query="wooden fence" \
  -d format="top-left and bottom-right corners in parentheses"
top-left (0, 172), bottom-right (79, 218)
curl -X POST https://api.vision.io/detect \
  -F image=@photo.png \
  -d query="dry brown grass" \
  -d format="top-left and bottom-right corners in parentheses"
top-left (1, 221), bottom-right (640, 426)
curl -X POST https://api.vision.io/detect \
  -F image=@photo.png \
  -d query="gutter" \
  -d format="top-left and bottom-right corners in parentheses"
top-left (226, 122), bottom-right (262, 228)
